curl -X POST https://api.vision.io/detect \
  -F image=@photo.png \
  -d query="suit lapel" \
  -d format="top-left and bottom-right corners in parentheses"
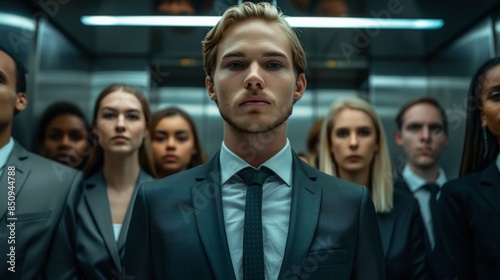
top-left (83, 171), bottom-right (121, 270)
top-left (376, 211), bottom-right (395, 257)
top-left (478, 162), bottom-right (500, 217)
top-left (279, 154), bottom-right (321, 276)
top-left (0, 142), bottom-right (30, 220)
top-left (117, 170), bottom-right (153, 258)
top-left (193, 153), bottom-right (236, 280)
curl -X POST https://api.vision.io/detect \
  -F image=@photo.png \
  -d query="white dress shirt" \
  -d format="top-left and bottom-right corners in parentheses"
top-left (0, 137), bottom-right (14, 178)
top-left (220, 140), bottom-right (293, 280)
top-left (402, 165), bottom-right (447, 248)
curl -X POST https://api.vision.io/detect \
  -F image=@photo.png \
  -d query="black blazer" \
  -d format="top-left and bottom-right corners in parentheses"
top-left (378, 188), bottom-right (429, 280)
top-left (46, 169), bottom-right (154, 280)
top-left (394, 177), bottom-right (435, 262)
top-left (123, 152), bottom-right (385, 280)
top-left (0, 142), bottom-right (82, 280)
top-left (435, 161), bottom-right (500, 280)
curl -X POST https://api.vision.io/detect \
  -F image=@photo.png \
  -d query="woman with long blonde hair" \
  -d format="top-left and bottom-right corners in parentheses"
top-left (319, 97), bottom-right (429, 279)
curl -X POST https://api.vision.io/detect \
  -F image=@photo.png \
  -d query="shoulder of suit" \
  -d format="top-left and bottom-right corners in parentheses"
top-left (140, 163), bottom-right (207, 192)
top-left (393, 188), bottom-right (420, 213)
top-left (392, 176), bottom-right (408, 188)
top-left (8, 150), bottom-right (82, 200)
top-left (441, 171), bottom-right (482, 193)
top-left (314, 170), bottom-right (366, 199)
top-left (12, 146), bottom-right (79, 175)
top-left (393, 188), bottom-right (415, 201)
top-left (27, 150), bottom-right (80, 175)
top-left (11, 142), bottom-right (79, 174)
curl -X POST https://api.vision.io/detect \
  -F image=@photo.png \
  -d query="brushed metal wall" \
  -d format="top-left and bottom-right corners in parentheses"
top-left (2, 0), bottom-right (499, 174)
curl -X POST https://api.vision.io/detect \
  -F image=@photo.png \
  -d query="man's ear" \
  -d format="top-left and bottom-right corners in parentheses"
top-left (395, 130), bottom-right (403, 147)
top-left (293, 73), bottom-right (306, 102)
top-left (206, 76), bottom-right (217, 101)
top-left (15, 92), bottom-right (27, 112)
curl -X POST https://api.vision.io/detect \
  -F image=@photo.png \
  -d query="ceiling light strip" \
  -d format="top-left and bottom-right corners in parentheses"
top-left (0, 12), bottom-right (36, 31)
top-left (81, 16), bottom-right (444, 30)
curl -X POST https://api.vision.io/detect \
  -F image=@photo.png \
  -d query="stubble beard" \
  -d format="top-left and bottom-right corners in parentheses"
top-left (219, 104), bottom-right (293, 134)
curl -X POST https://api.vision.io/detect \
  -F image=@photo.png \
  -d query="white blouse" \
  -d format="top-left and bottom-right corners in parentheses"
top-left (112, 224), bottom-right (122, 241)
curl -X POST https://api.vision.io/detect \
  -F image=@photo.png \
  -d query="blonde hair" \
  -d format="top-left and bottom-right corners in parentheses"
top-left (202, 2), bottom-right (306, 82)
top-left (319, 98), bottom-right (393, 213)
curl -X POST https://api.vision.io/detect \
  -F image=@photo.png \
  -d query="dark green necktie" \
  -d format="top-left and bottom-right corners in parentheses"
top-left (238, 167), bottom-right (272, 280)
top-left (423, 183), bottom-right (440, 246)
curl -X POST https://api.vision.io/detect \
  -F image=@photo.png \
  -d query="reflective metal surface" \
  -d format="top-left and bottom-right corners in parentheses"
top-left (2, 0), bottom-right (500, 178)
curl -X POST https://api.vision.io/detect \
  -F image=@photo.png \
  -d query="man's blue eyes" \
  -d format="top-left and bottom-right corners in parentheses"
top-left (226, 62), bottom-right (282, 69)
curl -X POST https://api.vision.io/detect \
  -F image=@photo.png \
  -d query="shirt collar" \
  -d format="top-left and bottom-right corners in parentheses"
top-left (402, 164), bottom-right (447, 192)
top-left (0, 137), bottom-right (14, 170)
top-left (220, 139), bottom-right (293, 187)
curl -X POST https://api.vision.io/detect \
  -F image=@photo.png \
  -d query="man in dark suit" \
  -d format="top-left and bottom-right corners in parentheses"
top-left (394, 97), bottom-right (449, 250)
top-left (124, 2), bottom-right (384, 279)
top-left (0, 47), bottom-right (82, 279)
top-left (393, 97), bottom-right (449, 279)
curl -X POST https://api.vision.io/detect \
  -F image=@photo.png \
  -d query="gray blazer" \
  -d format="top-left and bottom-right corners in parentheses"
top-left (46, 168), bottom-right (154, 280)
top-left (124, 151), bottom-right (385, 279)
top-left (0, 141), bottom-right (82, 280)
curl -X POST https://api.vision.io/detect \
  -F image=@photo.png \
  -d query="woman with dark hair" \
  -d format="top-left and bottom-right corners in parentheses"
top-left (47, 84), bottom-right (156, 279)
top-left (459, 57), bottom-right (500, 175)
top-left (436, 57), bottom-right (500, 280)
top-left (37, 102), bottom-right (90, 169)
top-left (151, 107), bottom-right (206, 178)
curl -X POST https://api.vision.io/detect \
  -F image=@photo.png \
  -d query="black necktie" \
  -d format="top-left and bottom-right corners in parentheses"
top-left (238, 167), bottom-right (272, 280)
top-left (423, 183), bottom-right (440, 245)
